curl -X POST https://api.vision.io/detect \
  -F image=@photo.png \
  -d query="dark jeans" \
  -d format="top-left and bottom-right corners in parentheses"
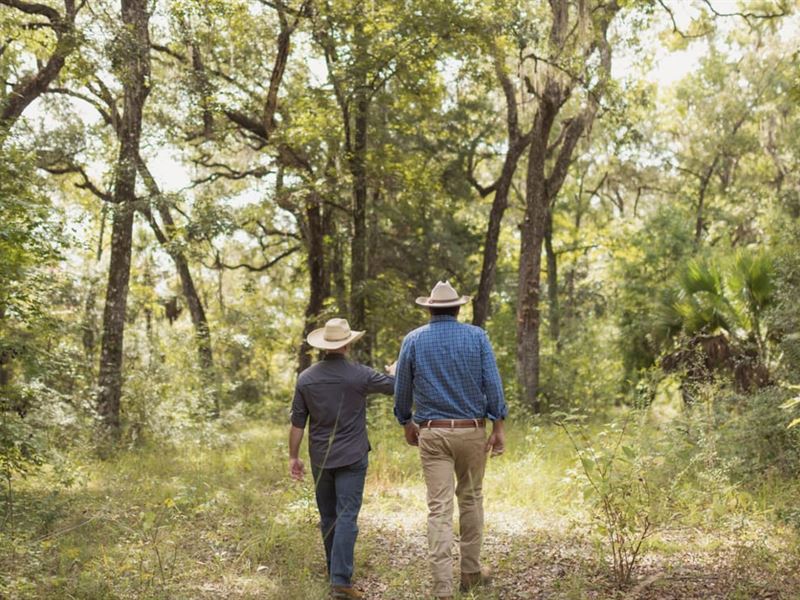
top-left (311, 453), bottom-right (368, 587)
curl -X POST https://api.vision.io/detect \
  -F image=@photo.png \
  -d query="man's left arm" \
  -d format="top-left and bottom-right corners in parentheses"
top-left (480, 331), bottom-right (508, 456)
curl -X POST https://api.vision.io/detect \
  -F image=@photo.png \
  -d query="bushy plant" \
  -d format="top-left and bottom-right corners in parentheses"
top-left (558, 411), bottom-right (678, 588)
top-left (720, 387), bottom-right (800, 479)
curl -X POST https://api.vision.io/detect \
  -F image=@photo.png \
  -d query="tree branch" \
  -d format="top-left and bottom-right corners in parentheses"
top-left (45, 86), bottom-right (113, 126)
top-left (40, 162), bottom-right (112, 202)
top-left (0, 0), bottom-right (62, 24)
top-left (205, 245), bottom-right (301, 272)
top-left (700, 0), bottom-right (788, 21)
top-left (0, 0), bottom-right (80, 130)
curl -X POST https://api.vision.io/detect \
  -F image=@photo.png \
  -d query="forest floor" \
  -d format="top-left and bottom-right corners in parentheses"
top-left (1, 409), bottom-right (799, 599)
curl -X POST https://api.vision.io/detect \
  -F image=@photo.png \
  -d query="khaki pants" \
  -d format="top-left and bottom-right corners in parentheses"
top-left (419, 426), bottom-right (487, 597)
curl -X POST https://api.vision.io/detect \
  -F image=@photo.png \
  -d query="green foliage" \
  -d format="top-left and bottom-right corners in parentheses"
top-left (2, 3), bottom-right (800, 595)
top-left (719, 387), bottom-right (800, 479)
top-left (656, 250), bottom-right (775, 361)
top-left (613, 203), bottom-right (696, 383)
top-left (0, 410), bottom-right (45, 493)
top-left (558, 412), bottom-right (678, 587)
top-left (0, 146), bottom-right (68, 494)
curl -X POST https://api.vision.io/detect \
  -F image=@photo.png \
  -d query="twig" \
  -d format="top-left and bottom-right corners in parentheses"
top-left (33, 514), bottom-right (100, 543)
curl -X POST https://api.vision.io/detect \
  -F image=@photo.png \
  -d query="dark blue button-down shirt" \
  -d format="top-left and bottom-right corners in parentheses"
top-left (292, 354), bottom-right (395, 468)
top-left (393, 315), bottom-right (507, 425)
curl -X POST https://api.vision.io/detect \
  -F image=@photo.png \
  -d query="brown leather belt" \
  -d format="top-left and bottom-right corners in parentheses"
top-left (420, 418), bottom-right (485, 429)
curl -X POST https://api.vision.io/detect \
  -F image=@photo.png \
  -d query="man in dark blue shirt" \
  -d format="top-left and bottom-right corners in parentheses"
top-left (289, 318), bottom-right (394, 599)
top-left (394, 281), bottom-right (508, 599)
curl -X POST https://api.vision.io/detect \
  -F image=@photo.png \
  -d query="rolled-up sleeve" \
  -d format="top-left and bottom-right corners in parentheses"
top-left (290, 385), bottom-right (308, 428)
top-left (480, 331), bottom-right (507, 421)
top-left (393, 337), bottom-right (415, 424)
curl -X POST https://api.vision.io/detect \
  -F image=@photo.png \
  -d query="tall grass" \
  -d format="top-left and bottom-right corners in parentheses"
top-left (1, 401), bottom-right (798, 598)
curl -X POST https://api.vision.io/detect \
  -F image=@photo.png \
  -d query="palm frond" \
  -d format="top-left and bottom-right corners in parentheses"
top-left (727, 250), bottom-right (774, 314)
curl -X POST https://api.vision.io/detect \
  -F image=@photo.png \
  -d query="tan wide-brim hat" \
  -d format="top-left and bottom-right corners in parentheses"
top-left (307, 318), bottom-right (365, 350)
top-left (415, 280), bottom-right (471, 308)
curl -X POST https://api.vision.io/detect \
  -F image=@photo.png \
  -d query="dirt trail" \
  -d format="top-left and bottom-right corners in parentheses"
top-left (354, 508), bottom-right (800, 599)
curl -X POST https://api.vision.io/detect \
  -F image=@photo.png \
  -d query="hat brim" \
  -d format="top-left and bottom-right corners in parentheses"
top-left (307, 328), bottom-right (365, 350)
top-left (415, 295), bottom-right (471, 308)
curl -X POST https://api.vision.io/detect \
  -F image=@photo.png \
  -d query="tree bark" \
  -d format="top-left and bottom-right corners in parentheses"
top-left (349, 90), bottom-right (369, 352)
top-left (473, 148), bottom-right (529, 327)
top-left (136, 160), bottom-right (214, 380)
top-left (0, 0), bottom-right (79, 141)
top-left (96, 0), bottom-right (150, 433)
top-left (695, 158), bottom-right (719, 245)
top-left (544, 207), bottom-right (560, 344)
top-left (472, 49), bottom-right (531, 328)
top-left (517, 101), bottom-right (558, 413)
top-left (0, 306), bottom-right (9, 388)
top-left (515, 0), bottom-right (618, 412)
top-left (298, 192), bottom-right (328, 372)
top-left (331, 229), bottom-right (347, 313)
top-left (96, 203), bottom-right (135, 430)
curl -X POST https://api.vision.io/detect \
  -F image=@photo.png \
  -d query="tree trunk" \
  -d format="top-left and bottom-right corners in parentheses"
top-left (81, 281), bottom-right (97, 360)
top-left (349, 91), bottom-right (369, 361)
top-left (174, 251), bottom-right (213, 367)
top-left (473, 160), bottom-right (517, 328)
top-left (516, 104), bottom-right (557, 413)
top-left (298, 193), bottom-right (327, 372)
top-left (564, 203), bottom-right (584, 322)
top-left (0, 306), bottom-right (9, 388)
top-left (514, 0), bottom-right (617, 412)
top-left (331, 229), bottom-right (347, 313)
top-left (472, 49), bottom-right (529, 328)
top-left (544, 207), bottom-right (560, 344)
top-left (150, 209), bottom-right (213, 370)
top-left (96, 203), bottom-right (136, 430)
top-left (136, 158), bottom-right (215, 397)
top-left (96, 0), bottom-right (150, 433)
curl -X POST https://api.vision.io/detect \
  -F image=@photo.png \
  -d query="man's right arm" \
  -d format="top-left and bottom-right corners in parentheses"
top-left (393, 337), bottom-right (414, 425)
top-left (289, 386), bottom-right (308, 480)
top-left (288, 425), bottom-right (305, 480)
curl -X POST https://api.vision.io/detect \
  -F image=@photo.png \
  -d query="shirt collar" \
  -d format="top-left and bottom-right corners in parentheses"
top-left (323, 353), bottom-right (346, 361)
top-left (430, 315), bottom-right (457, 323)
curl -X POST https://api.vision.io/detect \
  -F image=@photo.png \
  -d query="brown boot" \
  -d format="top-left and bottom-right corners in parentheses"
top-left (460, 566), bottom-right (493, 591)
top-left (331, 585), bottom-right (364, 599)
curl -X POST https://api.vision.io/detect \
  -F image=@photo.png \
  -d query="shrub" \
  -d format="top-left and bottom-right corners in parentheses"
top-left (558, 411), bottom-right (678, 588)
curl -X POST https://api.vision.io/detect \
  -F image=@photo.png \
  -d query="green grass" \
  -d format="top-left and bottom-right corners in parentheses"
top-left (1, 407), bottom-right (798, 599)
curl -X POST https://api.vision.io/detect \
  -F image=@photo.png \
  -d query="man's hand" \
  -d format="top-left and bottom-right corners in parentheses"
top-left (485, 420), bottom-right (505, 457)
top-left (385, 361), bottom-right (397, 376)
top-left (404, 421), bottom-right (419, 446)
top-left (289, 457), bottom-right (305, 481)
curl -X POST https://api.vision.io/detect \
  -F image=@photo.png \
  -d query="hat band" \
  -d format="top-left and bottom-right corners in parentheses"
top-left (428, 296), bottom-right (459, 303)
top-left (324, 330), bottom-right (351, 341)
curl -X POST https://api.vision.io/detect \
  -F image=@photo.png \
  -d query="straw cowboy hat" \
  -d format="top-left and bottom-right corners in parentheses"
top-left (307, 318), bottom-right (365, 350)
top-left (415, 280), bottom-right (471, 308)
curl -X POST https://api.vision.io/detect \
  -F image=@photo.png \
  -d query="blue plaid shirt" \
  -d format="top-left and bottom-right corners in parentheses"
top-left (393, 315), bottom-right (508, 424)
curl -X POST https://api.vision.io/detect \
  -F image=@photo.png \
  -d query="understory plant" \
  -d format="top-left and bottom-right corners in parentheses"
top-left (558, 411), bottom-right (677, 588)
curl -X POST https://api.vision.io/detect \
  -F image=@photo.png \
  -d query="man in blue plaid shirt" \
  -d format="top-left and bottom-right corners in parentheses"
top-left (393, 281), bottom-right (508, 599)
